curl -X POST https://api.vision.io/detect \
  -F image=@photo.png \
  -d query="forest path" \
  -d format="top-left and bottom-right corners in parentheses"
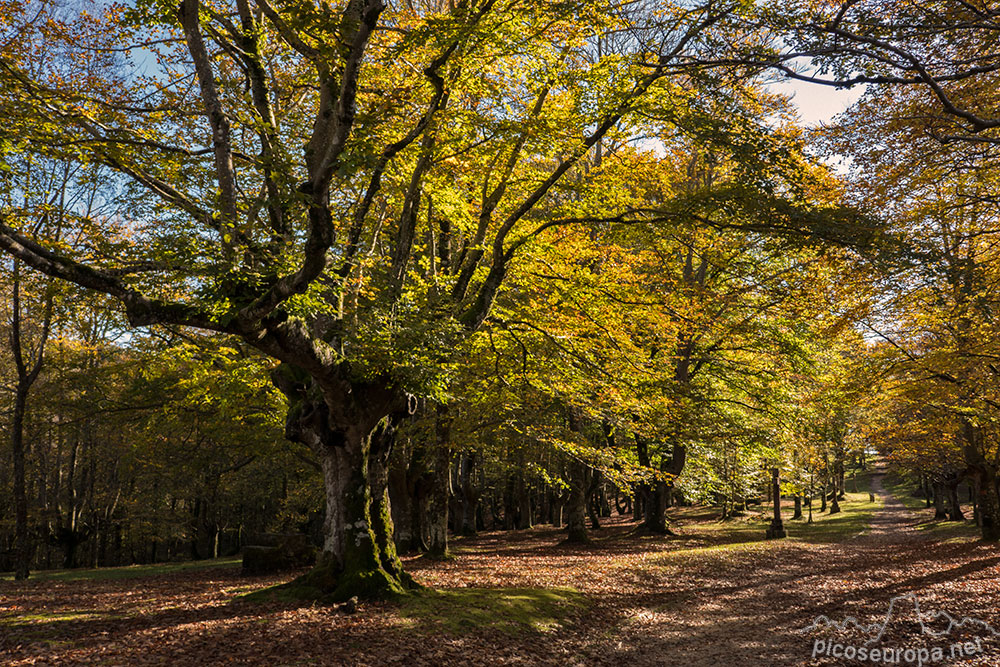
top-left (856, 466), bottom-right (919, 543)
top-left (586, 468), bottom-right (999, 666)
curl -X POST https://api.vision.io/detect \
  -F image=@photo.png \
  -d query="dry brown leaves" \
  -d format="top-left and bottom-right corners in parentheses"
top-left (3, 486), bottom-right (999, 666)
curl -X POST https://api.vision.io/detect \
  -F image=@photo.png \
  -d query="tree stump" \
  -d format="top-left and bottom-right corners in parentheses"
top-left (765, 467), bottom-right (787, 539)
top-left (242, 533), bottom-right (316, 575)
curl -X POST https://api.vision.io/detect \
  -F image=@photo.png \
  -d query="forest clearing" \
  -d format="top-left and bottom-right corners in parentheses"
top-left (5, 470), bottom-right (999, 666)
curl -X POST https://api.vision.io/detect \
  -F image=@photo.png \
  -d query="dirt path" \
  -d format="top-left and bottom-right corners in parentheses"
top-left (3, 474), bottom-right (999, 666)
top-left (858, 468), bottom-right (920, 543)
top-left (594, 470), bottom-right (999, 666)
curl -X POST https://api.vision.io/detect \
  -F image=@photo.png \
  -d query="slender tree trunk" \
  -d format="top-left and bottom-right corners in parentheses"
top-left (765, 468), bottom-right (786, 539)
top-left (388, 458), bottom-right (414, 552)
top-left (973, 477), bottom-right (981, 527)
top-left (8, 262), bottom-right (53, 581)
top-left (549, 488), bottom-right (565, 528)
top-left (829, 475), bottom-right (841, 515)
top-left (633, 484), bottom-right (644, 522)
top-left (516, 469), bottom-right (533, 530)
top-left (587, 471), bottom-right (602, 530)
top-left (458, 453), bottom-right (479, 536)
top-left (564, 459), bottom-right (589, 544)
top-left (427, 407), bottom-right (451, 558)
top-left (11, 387), bottom-right (30, 581)
top-left (642, 442), bottom-right (684, 535)
top-left (634, 434), bottom-right (649, 524)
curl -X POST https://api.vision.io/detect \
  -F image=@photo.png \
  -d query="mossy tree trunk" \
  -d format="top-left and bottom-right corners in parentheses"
top-left (274, 369), bottom-right (418, 601)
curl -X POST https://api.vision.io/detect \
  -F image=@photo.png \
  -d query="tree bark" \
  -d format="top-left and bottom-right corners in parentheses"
top-left (457, 453), bottom-right (479, 536)
top-left (274, 370), bottom-right (417, 600)
top-left (427, 406), bottom-right (451, 558)
top-left (564, 459), bottom-right (589, 544)
top-left (947, 478), bottom-right (965, 522)
top-left (765, 467), bottom-right (786, 539)
top-left (933, 481), bottom-right (948, 520)
top-left (516, 469), bottom-right (533, 530)
top-left (961, 421), bottom-right (1000, 540)
top-left (586, 470), bottom-right (602, 530)
top-left (643, 442), bottom-right (684, 535)
top-left (8, 260), bottom-right (53, 581)
top-left (828, 476), bottom-right (841, 515)
top-left (11, 386), bottom-right (31, 580)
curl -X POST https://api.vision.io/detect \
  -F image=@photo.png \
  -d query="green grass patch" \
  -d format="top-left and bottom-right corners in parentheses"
top-left (848, 468), bottom-right (876, 494)
top-left (1, 556), bottom-right (242, 583)
top-left (912, 519), bottom-right (980, 540)
top-left (0, 609), bottom-right (121, 645)
top-left (397, 587), bottom-right (586, 635)
top-left (785, 491), bottom-right (880, 543)
top-left (655, 539), bottom-right (778, 564)
top-left (678, 489), bottom-right (880, 548)
top-left (0, 610), bottom-right (111, 627)
top-left (238, 582), bottom-right (318, 604)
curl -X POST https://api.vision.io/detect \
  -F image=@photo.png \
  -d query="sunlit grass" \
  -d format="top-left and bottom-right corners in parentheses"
top-left (0, 611), bottom-right (111, 626)
top-left (0, 556), bottom-right (242, 582)
top-left (397, 586), bottom-right (586, 635)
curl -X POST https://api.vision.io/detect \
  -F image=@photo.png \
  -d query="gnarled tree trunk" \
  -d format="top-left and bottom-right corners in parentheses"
top-left (274, 368), bottom-right (418, 600)
top-left (962, 421), bottom-right (1000, 540)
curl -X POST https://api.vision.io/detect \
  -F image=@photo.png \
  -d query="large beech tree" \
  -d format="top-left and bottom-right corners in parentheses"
top-left (0, 0), bottom-right (761, 598)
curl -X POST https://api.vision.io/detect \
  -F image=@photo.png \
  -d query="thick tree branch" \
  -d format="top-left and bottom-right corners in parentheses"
top-left (0, 216), bottom-right (230, 332)
top-left (178, 0), bottom-right (241, 245)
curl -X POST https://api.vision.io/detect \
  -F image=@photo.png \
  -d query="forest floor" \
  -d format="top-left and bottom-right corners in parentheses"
top-left (3, 470), bottom-right (999, 666)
